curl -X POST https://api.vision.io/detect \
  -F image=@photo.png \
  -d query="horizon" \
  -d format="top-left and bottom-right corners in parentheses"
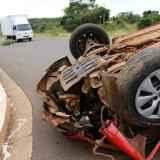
top-left (0, 0), bottom-right (160, 19)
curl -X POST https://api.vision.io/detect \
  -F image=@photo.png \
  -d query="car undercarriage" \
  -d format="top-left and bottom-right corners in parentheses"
top-left (37, 23), bottom-right (160, 160)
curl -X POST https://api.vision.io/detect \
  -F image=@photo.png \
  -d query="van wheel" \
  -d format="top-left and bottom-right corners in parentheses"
top-left (13, 36), bottom-right (16, 41)
top-left (117, 48), bottom-right (160, 127)
top-left (7, 36), bottom-right (11, 40)
top-left (70, 23), bottom-right (110, 59)
top-left (17, 39), bottom-right (22, 42)
top-left (29, 38), bottom-right (32, 41)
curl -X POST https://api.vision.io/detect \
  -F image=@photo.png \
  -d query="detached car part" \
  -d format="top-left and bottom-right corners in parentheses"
top-left (37, 23), bottom-right (160, 159)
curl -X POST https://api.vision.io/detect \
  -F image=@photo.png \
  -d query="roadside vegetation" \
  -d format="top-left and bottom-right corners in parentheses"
top-left (29, 0), bottom-right (160, 39)
top-left (29, 18), bottom-right (69, 38)
top-left (1, 0), bottom-right (160, 42)
top-left (0, 34), bottom-right (14, 46)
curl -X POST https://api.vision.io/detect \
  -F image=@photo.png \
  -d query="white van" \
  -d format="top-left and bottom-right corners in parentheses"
top-left (1, 15), bottom-right (33, 41)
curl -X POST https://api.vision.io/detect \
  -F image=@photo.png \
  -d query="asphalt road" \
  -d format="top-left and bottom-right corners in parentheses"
top-left (0, 39), bottom-right (106, 160)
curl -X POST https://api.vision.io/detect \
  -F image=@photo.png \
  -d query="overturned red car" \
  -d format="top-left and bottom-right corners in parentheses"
top-left (37, 23), bottom-right (160, 160)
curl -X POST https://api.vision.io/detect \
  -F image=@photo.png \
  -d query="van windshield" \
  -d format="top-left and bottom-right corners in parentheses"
top-left (16, 24), bottom-right (32, 31)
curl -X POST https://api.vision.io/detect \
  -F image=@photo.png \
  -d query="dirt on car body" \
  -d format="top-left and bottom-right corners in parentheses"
top-left (37, 23), bottom-right (160, 160)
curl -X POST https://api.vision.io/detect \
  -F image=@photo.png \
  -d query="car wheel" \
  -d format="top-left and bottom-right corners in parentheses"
top-left (69, 23), bottom-right (110, 59)
top-left (117, 48), bottom-right (160, 127)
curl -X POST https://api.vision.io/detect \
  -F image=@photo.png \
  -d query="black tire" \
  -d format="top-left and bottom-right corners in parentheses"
top-left (7, 36), bottom-right (12, 40)
top-left (16, 39), bottom-right (22, 43)
top-left (29, 38), bottom-right (32, 41)
top-left (13, 36), bottom-right (16, 41)
top-left (117, 48), bottom-right (160, 127)
top-left (70, 23), bottom-right (110, 59)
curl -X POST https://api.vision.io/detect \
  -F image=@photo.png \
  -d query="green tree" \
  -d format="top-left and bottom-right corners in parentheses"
top-left (81, 6), bottom-right (109, 24)
top-left (69, 0), bottom-right (96, 6)
top-left (143, 10), bottom-right (159, 17)
top-left (29, 18), bottom-right (62, 33)
top-left (138, 10), bottom-right (160, 29)
top-left (114, 12), bottom-right (140, 24)
top-left (61, 0), bottom-right (110, 31)
top-left (137, 17), bottom-right (153, 29)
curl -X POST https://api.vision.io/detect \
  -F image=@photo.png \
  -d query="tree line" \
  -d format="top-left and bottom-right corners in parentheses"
top-left (29, 1), bottom-right (160, 34)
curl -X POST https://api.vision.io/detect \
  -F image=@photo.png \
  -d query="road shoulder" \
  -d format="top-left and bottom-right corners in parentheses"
top-left (0, 80), bottom-right (9, 150)
top-left (0, 68), bottom-right (32, 160)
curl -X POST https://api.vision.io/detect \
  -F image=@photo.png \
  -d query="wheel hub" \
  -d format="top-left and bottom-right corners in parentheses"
top-left (135, 69), bottom-right (160, 119)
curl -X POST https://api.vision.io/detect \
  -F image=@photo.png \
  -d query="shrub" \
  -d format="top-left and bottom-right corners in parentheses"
top-left (61, 2), bottom-right (110, 31)
top-left (138, 10), bottom-right (160, 29)
top-left (138, 17), bottom-right (153, 29)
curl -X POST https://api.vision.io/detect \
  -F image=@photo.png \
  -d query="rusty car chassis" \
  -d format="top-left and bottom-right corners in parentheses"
top-left (37, 24), bottom-right (160, 160)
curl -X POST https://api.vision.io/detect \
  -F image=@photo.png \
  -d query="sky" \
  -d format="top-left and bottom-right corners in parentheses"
top-left (0, 0), bottom-right (160, 18)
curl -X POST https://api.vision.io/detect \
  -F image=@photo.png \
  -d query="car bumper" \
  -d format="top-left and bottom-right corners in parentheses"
top-left (16, 34), bottom-right (33, 40)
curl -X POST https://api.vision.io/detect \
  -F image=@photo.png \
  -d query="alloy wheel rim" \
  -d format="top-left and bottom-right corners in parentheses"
top-left (135, 69), bottom-right (160, 119)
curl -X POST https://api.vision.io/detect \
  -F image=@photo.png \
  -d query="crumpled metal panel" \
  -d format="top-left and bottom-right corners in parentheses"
top-left (60, 56), bottom-right (100, 91)
top-left (115, 23), bottom-right (160, 46)
top-left (37, 24), bottom-right (160, 159)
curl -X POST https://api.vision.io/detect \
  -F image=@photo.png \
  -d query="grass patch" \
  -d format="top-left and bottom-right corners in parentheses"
top-left (34, 25), bottom-right (70, 38)
top-left (0, 38), bottom-right (14, 46)
top-left (103, 21), bottom-right (138, 38)
top-left (1, 39), bottom-right (15, 46)
top-left (34, 32), bottom-right (70, 39)
top-left (35, 22), bottom-right (138, 40)
top-left (0, 35), bottom-right (15, 46)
